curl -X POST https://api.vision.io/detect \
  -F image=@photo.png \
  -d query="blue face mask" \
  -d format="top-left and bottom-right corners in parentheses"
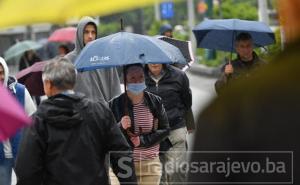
top-left (127, 82), bottom-right (146, 95)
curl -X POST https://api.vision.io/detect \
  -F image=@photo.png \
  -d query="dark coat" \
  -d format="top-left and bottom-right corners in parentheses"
top-left (215, 52), bottom-right (265, 94)
top-left (109, 91), bottom-right (170, 148)
top-left (145, 65), bottom-right (192, 130)
top-left (15, 93), bottom-right (136, 185)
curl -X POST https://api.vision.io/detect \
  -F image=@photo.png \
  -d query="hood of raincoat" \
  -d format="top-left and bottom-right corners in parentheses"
top-left (64, 16), bottom-right (121, 102)
top-left (0, 58), bottom-right (22, 94)
top-left (36, 93), bottom-right (86, 129)
top-left (0, 57), bottom-right (9, 87)
top-left (65, 16), bottom-right (98, 63)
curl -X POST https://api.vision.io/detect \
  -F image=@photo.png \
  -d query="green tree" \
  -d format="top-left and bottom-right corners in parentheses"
top-left (256, 28), bottom-right (282, 62)
top-left (100, 9), bottom-right (145, 34)
top-left (147, 20), bottom-right (162, 36)
top-left (98, 22), bottom-right (120, 37)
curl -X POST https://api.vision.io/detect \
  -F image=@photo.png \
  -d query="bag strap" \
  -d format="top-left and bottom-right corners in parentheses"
top-left (15, 83), bottom-right (25, 107)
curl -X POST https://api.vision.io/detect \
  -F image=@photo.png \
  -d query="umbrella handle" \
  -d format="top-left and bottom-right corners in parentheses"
top-left (123, 66), bottom-right (128, 116)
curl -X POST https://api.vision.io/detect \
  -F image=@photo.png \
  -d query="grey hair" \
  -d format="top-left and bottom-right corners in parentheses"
top-left (42, 58), bottom-right (77, 90)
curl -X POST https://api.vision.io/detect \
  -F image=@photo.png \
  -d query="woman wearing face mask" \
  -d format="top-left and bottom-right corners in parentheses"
top-left (109, 63), bottom-right (170, 185)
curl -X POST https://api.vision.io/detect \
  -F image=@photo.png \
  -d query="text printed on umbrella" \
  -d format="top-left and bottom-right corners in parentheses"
top-left (90, 56), bottom-right (110, 64)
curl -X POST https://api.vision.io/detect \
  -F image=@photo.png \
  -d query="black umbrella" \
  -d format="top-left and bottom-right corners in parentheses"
top-left (157, 36), bottom-right (195, 64)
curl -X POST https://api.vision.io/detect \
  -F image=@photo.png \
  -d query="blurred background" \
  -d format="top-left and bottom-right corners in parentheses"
top-left (0, 1), bottom-right (287, 184)
top-left (0, 0), bottom-right (281, 73)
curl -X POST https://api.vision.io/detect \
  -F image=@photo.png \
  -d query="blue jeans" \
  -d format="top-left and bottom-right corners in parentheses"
top-left (0, 158), bottom-right (14, 185)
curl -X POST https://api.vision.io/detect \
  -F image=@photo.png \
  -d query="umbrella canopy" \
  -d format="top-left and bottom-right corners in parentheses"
top-left (157, 35), bottom-right (195, 64)
top-left (75, 32), bottom-right (186, 72)
top-left (193, 19), bottom-right (276, 52)
top-left (48, 27), bottom-right (77, 42)
top-left (0, 85), bottom-right (31, 141)
top-left (16, 61), bottom-right (48, 96)
top-left (4, 40), bottom-right (43, 61)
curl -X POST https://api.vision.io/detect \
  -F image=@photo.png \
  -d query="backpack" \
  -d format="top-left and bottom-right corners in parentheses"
top-left (15, 83), bottom-right (25, 106)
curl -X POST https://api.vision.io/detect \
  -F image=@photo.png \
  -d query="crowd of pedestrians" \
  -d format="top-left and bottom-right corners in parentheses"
top-left (1, 17), bottom-right (195, 185)
top-left (2, 2), bottom-right (295, 182)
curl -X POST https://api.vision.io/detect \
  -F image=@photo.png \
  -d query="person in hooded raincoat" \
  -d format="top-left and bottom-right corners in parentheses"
top-left (0, 57), bottom-right (36, 185)
top-left (65, 16), bottom-right (121, 102)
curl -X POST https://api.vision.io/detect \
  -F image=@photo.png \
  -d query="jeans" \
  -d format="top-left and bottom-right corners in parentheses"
top-left (0, 158), bottom-right (14, 185)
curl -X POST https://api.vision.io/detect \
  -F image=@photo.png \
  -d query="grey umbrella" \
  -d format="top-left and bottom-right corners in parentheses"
top-left (4, 40), bottom-right (43, 61)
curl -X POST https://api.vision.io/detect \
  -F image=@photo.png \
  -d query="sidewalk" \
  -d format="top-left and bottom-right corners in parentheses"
top-left (187, 62), bottom-right (221, 78)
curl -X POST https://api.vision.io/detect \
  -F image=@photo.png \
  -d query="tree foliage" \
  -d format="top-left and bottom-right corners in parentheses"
top-left (98, 22), bottom-right (120, 37)
top-left (213, 0), bottom-right (258, 20)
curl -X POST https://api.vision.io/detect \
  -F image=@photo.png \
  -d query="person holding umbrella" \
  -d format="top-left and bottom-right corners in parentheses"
top-left (65, 16), bottom-right (121, 102)
top-left (18, 49), bottom-right (42, 105)
top-left (109, 63), bottom-right (170, 185)
top-left (19, 50), bottom-right (41, 71)
top-left (215, 32), bottom-right (265, 94)
top-left (73, 30), bottom-right (186, 185)
top-left (0, 57), bottom-right (36, 185)
top-left (15, 58), bottom-right (137, 185)
top-left (189, 0), bottom-right (300, 183)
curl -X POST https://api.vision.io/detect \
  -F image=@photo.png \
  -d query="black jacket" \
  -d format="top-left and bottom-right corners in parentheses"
top-left (215, 52), bottom-right (265, 94)
top-left (109, 91), bottom-right (170, 148)
top-left (15, 93), bottom-right (136, 185)
top-left (145, 65), bottom-right (192, 130)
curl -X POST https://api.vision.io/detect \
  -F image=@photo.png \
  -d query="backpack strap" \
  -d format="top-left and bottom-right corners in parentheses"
top-left (15, 83), bottom-right (25, 107)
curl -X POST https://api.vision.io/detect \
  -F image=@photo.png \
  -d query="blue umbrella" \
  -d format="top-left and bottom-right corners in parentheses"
top-left (192, 19), bottom-right (275, 52)
top-left (75, 32), bottom-right (186, 72)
